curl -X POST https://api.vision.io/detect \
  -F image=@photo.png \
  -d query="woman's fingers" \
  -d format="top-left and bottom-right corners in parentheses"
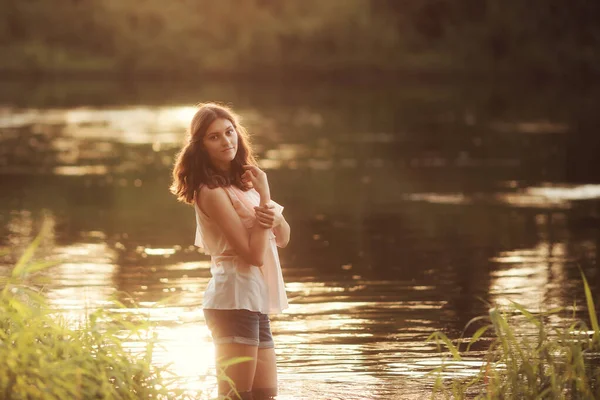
top-left (255, 207), bottom-right (275, 218)
top-left (243, 169), bottom-right (263, 188)
top-left (242, 165), bottom-right (264, 178)
top-left (257, 219), bottom-right (273, 229)
top-left (255, 205), bottom-right (278, 229)
top-left (256, 215), bottom-right (274, 223)
top-left (241, 170), bottom-right (253, 183)
top-left (258, 220), bottom-right (275, 227)
top-left (256, 210), bottom-right (275, 228)
top-left (243, 165), bottom-right (270, 198)
top-left (256, 215), bottom-right (274, 224)
top-left (243, 166), bottom-right (267, 182)
top-left (241, 171), bottom-right (254, 187)
top-left (254, 205), bottom-right (274, 212)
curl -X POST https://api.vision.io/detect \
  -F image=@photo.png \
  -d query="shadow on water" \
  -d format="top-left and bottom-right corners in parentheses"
top-left (0, 79), bottom-right (599, 399)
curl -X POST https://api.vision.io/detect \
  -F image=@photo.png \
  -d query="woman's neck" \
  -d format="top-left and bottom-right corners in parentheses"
top-left (212, 161), bottom-right (231, 172)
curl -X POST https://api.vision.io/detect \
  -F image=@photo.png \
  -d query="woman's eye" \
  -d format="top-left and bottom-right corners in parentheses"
top-left (226, 130), bottom-right (233, 135)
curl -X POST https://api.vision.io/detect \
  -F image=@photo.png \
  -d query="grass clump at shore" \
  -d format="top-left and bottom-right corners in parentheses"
top-left (428, 272), bottom-right (600, 399)
top-left (0, 228), bottom-right (188, 399)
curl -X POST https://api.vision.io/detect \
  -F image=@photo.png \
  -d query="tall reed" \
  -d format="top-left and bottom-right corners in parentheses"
top-left (0, 228), bottom-right (193, 399)
top-left (428, 272), bottom-right (600, 399)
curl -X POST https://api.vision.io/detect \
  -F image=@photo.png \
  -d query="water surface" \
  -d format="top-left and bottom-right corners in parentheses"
top-left (1, 80), bottom-right (599, 399)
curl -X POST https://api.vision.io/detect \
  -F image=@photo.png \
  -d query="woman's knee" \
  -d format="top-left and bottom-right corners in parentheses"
top-left (215, 343), bottom-right (258, 393)
top-left (253, 347), bottom-right (278, 389)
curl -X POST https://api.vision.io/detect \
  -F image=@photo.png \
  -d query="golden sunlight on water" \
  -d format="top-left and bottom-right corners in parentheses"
top-left (490, 223), bottom-right (569, 311)
top-left (45, 241), bottom-right (118, 309)
top-left (488, 240), bottom-right (574, 343)
top-left (14, 205), bottom-right (587, 399)
top-left (62, 107), bottom-right (190, 145)
top-left (527, 184), bottom-right (600, 201)
top-left (150, 322), bottom-right (217, 399)
top-left (1, 105), bottom-right (234, 146)
top-left (2, 98), bottom-right (599, 398)
top-left (53, 165), bottom-right (109, 176)
top-left (0, 104), bottom-right (290, 176)
top-left (406, 184), bottom-right (600, 209)
top-left (1, 233), bottom-right (594, 397)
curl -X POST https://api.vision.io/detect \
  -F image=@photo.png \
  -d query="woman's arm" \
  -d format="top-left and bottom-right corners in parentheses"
top-left (273, 216), bottom-right (290, 248)
top-left (200, 187), bottom-right (270, 266)
top-left (255, 205), bottom-right (291, 248)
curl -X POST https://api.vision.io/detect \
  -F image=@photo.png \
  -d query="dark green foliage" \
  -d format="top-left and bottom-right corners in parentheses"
top-left (0, 0), bottom-right (598, 77)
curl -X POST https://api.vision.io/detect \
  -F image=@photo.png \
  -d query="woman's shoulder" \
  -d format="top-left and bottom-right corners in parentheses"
top-left (196, 186), bottom-right (229, 219)
top-left (198, 185), bottom-right (245, 210)
top-left (198, 185), bottom-right (229, 202)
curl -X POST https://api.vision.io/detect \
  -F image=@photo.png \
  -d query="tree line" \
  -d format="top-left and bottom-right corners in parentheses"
top-left (0, 0), bottom-right (598, 78)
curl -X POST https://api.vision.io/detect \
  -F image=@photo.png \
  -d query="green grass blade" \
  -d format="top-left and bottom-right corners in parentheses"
top-left (219, 356), bottom-right (254, 368)
top-left (426, 331), bottom-right (462, 361)
top-left (543, 307), bottom-right (564, 316)
top-left (462, 315), bottom-right (491, 334)
top-left (22, 260), bottom-right (60, 275)
top-left (510, 301), bottom-right (541, 328)
top-left (12, 219), bottom-right (51, 278)
top-left (466, 325), bottom-right (492, 351)
top-left (580, 269), bottom-right (599, 344)
top-left (12, 236), bottom-right (43, 278)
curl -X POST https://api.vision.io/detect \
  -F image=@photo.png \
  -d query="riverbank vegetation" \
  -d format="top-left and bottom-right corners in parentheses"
top-left (429, 272), bottom-right (600, 399)
top-left (1, 0), bottom-right (599, 79)
top-left (0, 226), bottom-right (190, 399)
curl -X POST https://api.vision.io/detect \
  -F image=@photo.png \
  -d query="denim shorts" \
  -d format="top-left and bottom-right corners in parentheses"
top-left (203, 309), bottom-right (275, 349)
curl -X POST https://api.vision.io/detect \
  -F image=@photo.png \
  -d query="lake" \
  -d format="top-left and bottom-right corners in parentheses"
top-left (1, 78), bottom-right (599, 399)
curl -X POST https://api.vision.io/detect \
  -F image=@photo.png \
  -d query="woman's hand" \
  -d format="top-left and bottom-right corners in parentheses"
top-left (254, 204), bottom-right (283, 229)
top-left (242, 165), bottom-right (270, 202)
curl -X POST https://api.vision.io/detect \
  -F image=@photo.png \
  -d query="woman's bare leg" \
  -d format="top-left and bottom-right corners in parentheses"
top-left (252, 347), bottom-right (278, 398)
top-left (215, 343), bottom-right (258, 397)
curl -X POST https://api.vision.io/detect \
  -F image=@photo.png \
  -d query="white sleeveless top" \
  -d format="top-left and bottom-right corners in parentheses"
top-left (194, 185), bottom-right (288, 314)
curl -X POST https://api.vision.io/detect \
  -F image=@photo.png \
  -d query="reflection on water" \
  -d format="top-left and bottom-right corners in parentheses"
top-left (0, 106), bottom-right (196, 143)
top-left (490, 241), bottom-right (568, 308)
top-left (1, 80), bottom-right (599, 399)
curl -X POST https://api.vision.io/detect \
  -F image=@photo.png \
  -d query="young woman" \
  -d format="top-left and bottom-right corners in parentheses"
top-left (170, 103), bottom-right (290, 400)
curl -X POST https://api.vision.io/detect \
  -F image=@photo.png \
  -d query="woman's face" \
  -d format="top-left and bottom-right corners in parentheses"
top-left (202, 118), bottom-right (238, 170)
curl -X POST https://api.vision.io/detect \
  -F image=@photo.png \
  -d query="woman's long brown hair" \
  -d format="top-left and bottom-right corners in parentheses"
top-left (170, 103), bottom-right (257, 204)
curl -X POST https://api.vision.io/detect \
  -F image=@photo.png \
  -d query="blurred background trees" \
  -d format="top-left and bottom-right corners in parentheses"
top-left (0, 0), bottom-right (599, 78)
